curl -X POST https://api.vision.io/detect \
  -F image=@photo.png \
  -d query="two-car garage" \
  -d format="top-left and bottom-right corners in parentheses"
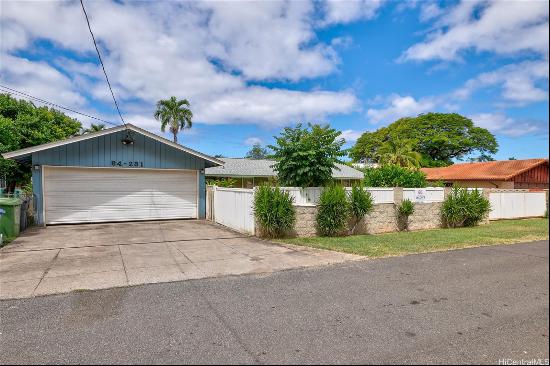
top-left (2, 124), bottom-right (223, 226)
top-left (43, 167), bottom-right (199, 224)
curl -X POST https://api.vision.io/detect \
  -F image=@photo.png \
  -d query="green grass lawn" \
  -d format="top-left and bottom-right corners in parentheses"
top-left (279, 218), bottom-right (549, 258)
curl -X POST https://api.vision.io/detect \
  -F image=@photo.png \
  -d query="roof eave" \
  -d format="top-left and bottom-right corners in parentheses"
top-left (1, 124), bottom-right (224, 166)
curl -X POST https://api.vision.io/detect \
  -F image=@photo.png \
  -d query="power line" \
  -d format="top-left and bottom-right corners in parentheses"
top-left (0, 84), bottom-right (119, 126)
top-left (79, 0), bottom-right (127, 128)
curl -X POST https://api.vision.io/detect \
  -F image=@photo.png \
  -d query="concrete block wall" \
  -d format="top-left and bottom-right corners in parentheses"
top-left (291, 201), bottom-right (446, 237)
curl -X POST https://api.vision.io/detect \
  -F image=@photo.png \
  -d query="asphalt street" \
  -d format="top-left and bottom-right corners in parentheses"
top-left (1, 241), bottom-right (548, 364)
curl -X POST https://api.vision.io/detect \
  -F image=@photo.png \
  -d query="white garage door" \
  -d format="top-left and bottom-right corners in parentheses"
top-left (44, 167), bottom-right (198, 224)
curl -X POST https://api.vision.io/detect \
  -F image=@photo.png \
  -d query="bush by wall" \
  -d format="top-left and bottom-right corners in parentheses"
top-left (441, 188), bottom-right (490, 228)
top-left (363, 164), bottom-right (428, 188)
top-left (253, 185), bottom-right (296, 238)
top-left (349, 184), bottom-right (374, 234)
top-left (316, 185), bottom-right (349, 236)
top-left (397, 199), bottom-right (415, 231)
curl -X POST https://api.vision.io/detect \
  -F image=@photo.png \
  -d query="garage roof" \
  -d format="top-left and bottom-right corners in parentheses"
top-left (205, 158), bottom-right (364, 179)
top-left (2, 124), bottom-right (224, 166)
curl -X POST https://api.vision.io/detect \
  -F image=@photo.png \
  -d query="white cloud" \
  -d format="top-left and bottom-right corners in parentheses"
top-left (201, 1), bottom-right (337, 81)
top-left (244, 137), bottom-right (263, 146)
top-left (469, 113), bottom-right (543, 137)
top-left (419, 2), bottom-right (444, 22)
top-left (0, 54), bottom-right (86, 107)
top-left (0, 0), bottom-right (360, 130)
top-left (320, 0), bottom-right (384, 26)
top-left (366, 95), bottom-right (435, 124)
top-left (401, 0), bottom-right (549, 62)
top-left (340, 130), bottom-right (363, 143)
top-left (195, 87), bottom-right (358, 126)
top-left (455, 60), bottom-right (549, 104)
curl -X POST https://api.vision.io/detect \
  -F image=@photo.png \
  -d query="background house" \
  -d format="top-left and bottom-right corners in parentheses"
top-left (205, 158), bottom-right (364, 188)
top-left (421, 159), bottom-right (549, 189)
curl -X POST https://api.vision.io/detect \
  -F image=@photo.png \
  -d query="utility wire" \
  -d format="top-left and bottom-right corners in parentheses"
top-left (79, 0), bottom-right (127, 128)
top-left (0, 84), bottom-right (119, 127)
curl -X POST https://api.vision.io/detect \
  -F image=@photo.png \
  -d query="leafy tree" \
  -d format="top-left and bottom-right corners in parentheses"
top-left (245, 143), bottom-right (269, 159)
top-left (363, 165), bottom-right (428, 188)
top-left (154, 96), bottom-right (193, 143)
top-left (378, 139), bottom-right (422, 168)
top-left (0, 93), bottom-right (81, 187)
top-left (350, 113), bottom-right (498, 166)
top-left (269, 123), bottom-right (346, 187)
top-left (81, 123), bottom-right (106, 134)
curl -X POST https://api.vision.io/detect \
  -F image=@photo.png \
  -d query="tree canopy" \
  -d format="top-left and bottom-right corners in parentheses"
top-left (350, 113), bottom-right (498, 167)
top-left (378, 139), bottom-right (422, 168)
top-left (0, 93), bottom-right (81, 187)
top-left (154, 96), bottom-right (193, 143)
top-left (81, 123), bottom-right (106, 134)
top-left (245, 143), bottom-right (269, 159)
top-left (269, 123), bottom-right (346, 187)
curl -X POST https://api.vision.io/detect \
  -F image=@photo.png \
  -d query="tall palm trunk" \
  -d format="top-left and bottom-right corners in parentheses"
top-left (170, 122), bottom-right (178, 143)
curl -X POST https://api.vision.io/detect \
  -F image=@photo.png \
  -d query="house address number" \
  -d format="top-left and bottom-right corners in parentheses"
top-left (111, 160), bottom-right (144, 168)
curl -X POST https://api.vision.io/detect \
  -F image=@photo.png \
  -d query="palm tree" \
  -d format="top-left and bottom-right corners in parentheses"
top-left (154, 96), bottom-right (193, 143)
top-left (81, 123), bottom-right (106, 134)
top-left (378, 140), bottom-right (422, 168)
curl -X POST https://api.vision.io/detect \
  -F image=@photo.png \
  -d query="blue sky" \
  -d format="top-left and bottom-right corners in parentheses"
top-left (1, 0), bottom-right (548, 161)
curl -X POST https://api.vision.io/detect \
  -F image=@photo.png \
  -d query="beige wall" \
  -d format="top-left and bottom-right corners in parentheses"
top-left (291, 202), bottom-right (447, 237)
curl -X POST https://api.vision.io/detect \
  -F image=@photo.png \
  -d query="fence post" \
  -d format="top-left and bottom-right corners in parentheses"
top-left (212, 185), bottom-right (217, 222)
top-left (393, 187), bottom-right (403, 205)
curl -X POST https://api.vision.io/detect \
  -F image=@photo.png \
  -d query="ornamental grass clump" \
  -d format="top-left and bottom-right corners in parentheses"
top-left (349, 184), bottom-right (374, 235)
top-left (316, 185), bottom-right (350, 236)
top-left (397, 199), bottom-right (415, 231)
top-left (441, 188), bottom-right (490, 228)
top-left (253, 185), bottom-right (296, 238)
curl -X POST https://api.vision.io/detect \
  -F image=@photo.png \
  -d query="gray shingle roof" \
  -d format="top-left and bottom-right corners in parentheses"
top-left (205, 158), bottom-right (364, 179)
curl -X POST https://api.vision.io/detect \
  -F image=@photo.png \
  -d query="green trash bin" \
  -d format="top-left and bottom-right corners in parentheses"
top-left (0, 197), bottom-right (22, 241)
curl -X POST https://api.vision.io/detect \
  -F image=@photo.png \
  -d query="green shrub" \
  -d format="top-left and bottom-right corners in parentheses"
top-left (397, 199), bottom-right (415, 231)
top-left (441, 188), bottom-right (490, 228)
top-left (316, 185), bottom-right (349, 236)
top-left (253, 185), bottom-right (296, 238)
top-left (207, 177), bottom-right (237, 187)
top-left (349, 184), bottom-right (374, 234)
top-left (363, 164), bottom-right (427, 188)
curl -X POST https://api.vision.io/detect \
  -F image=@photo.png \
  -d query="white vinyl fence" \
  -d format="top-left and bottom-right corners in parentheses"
top-left (212, 187), bottom-right (255, 235)
top-left (489, 190), bottom-right (547, 220)
top-left (281, 187), bottom-right (395, 205)
top-left (209, 186), bottom-right (548, 235)
top-left (403, 187), bottom-right (445, 203)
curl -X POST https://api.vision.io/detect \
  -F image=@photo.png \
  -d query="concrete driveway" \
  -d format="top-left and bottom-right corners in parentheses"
top-left (0, 220), bottom-right (358, 299)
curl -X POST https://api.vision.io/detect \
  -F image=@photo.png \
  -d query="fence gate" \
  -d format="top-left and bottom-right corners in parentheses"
top-left (212, 187), bottom-right (255, 235)
top-left (489, 190), bottom-right (547, 220)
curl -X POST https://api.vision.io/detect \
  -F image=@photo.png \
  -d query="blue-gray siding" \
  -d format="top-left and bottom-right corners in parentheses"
top-left (32, 130), bottom-right (211, 224)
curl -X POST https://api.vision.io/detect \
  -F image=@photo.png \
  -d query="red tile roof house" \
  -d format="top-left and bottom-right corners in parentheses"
top-left (421, 159), bottom-right (549, 189)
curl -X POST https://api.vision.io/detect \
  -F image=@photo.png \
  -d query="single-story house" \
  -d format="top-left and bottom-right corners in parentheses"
top-left (421, 159), bottom-right (549, 189)
top-left (2, 124), bottom-right (223, 225)
top-left (205, 158), bottom-right (364, 188)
